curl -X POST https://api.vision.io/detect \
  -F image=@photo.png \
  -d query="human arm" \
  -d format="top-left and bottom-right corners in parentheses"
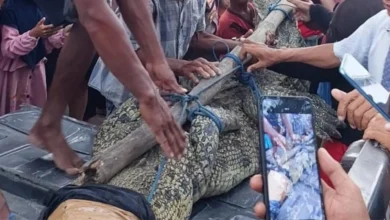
top-left (190, 30), bottom-right (239, 55)
top-left (113, 0), bottom-right (185, 93)
top-left (241, 10), bottom-right (379, 72)
top-left (74, 0), bottom-right (186, 158)
top-left (263, 117), bottom-right (287, 147)
top-left (1, 25), bottom-right (40, 59)
top-left (240, 40), bottom-right (339, 71)
top-left (136, 47), bottom-right (220, 84)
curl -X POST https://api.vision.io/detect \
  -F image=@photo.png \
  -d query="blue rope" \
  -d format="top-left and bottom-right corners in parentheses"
top-left (222, 53), bottom-right (263, 127)
top-left (146, 94), bottom-right (223, 203)
top-left (268, 0), bottom-right (293, 21)
top-left (212, 41), bottom-right (230, 61)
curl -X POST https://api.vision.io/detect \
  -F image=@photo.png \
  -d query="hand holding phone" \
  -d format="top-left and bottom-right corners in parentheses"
top-left (339, 54), bottom-right (390, 122)
top-left (259, 96), bottom-right (325, 220)
top-left (250, 148), bottom-right (370, 220)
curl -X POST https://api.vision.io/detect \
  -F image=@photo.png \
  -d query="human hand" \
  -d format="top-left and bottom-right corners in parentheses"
top-left (139, 94), bottom-right (187, 158)
top-left (287, 0), bottom-right (313, 22)
top-left (30, 18), bottom-right (61, 38)
top-left (272, 133), bottom-right (287, 148)
top-left (145, 62), bottom-right (187, 94)
top-left (177, 58), bottom-right (221, 84)
top-left (332, 89), bottom-right (377, 130)
top-left (239, 39), bottom-right (279, 72)
top-left (363, 114), bottom-right (390, 150)
top-left (250, 148), bottom-right (369, 220)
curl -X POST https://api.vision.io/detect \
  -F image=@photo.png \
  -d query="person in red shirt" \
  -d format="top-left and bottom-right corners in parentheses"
top-left (217, 0), bottom-right (259, 39)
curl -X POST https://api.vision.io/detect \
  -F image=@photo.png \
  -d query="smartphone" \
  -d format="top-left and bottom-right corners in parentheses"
top-left (259, 96), bottom-right (325, 220)
top-left (339, 53), bottom-right (390, 121)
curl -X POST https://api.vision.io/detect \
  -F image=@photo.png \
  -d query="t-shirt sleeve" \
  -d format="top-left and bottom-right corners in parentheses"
top-left (127, 0), bottom-right (156, 50)
top-left (333, 10), bottom-right (386, 68)
top-left (196, 1), bottom-right (207, 32)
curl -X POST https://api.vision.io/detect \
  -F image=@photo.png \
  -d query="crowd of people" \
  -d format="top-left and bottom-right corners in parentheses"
top-left (0, 0), bottom-right (389, 219)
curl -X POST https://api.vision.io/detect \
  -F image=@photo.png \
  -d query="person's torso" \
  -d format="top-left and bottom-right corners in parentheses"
top-left (367, 11), bottom-right (390, 83)
top-left (152, 0), bottom-right (206, 59)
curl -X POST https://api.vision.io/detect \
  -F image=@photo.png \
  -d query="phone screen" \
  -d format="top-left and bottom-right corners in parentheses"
top-left (260, 96), bottom-right (325, 220)
top-left (340, 54), bottom-right (390, 120)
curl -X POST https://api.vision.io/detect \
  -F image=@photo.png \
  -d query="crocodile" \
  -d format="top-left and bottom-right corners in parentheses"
top-left (91, 1), bottom-right (344, 219)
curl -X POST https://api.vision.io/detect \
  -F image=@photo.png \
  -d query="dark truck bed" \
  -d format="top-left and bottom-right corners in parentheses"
top-left (0, 106), bottom-right (261, 220)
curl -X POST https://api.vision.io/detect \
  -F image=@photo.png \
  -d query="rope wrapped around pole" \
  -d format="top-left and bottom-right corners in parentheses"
top-left (75, 0), bottom-right (295, 185)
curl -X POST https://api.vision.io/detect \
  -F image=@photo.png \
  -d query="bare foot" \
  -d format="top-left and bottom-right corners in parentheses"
top-left (29, 121), bottom-right (84, 175)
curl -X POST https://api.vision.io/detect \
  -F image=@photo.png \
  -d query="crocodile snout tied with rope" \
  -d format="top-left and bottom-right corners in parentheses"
top-left (84, 0), bottom-right (345, 219)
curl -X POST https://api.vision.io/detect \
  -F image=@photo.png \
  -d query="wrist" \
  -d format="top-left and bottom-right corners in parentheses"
top-left (28, 30), bottom-right (40, 39)
top-left (137, 87), bottom-right (159, 106)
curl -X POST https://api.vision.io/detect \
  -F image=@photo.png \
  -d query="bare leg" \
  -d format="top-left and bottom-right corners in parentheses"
top-left (29, 23), bottom-right (96, 175)
top-left (68, 82), bottom-right (88, 120)
top-left (0, 191), bottom-right (10, 220)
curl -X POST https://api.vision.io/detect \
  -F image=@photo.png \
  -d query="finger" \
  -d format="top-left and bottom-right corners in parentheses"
top-left (195, 66), bottom-right (211, 79)
top-left (37, 17), bottom-right (46, 26)
top-left (361, 108), bottom-right (377, 130)
top-left (334, 89), bottom-right (358, 121)
top-left (168, 118), bottom-right (186, 158)
top-left (385, 123), bottom-right (390, 132)
top-left (318, 148), bottom-right (350, 190)
top-left (248, 62), bottom-right (264, 72)
top-left (250, 174), bottom-right (263, 192)
top-left (254, 202), bottom-right (266, 218)
top-left (243, 29), bottom-right (254, 38)
top-left (354, 101), bottom-right (375, 130)
top-left (164, 80), bottom-right (187, 94)
top-left (241, 38), bottom-right (259, 45)
top-left (186, 72), bottom-right (199, 84)
top-left (42, 24), bottom-right (55, 29)
top-left (195, 58), bottom-right (216, 76)
top-left (198, 58), bottom-right (221, 75)
top-left (346, 95), bottom-right (365, 129)
top-left (363, 129), bottom-right (374, 140)
top-left (155, 130), bottom-right (174, 158)
top-left (164, 123), bottom-right (181, 158)
top-left (331, 89), bottom-right (346, 102)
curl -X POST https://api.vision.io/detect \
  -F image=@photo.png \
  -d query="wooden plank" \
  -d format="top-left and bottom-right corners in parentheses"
top-left (75, 1), bottom-right (294, 184)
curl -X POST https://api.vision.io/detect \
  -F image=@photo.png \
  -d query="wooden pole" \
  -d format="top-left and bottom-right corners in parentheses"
top-left (76, 1), bottom-right (294, 185)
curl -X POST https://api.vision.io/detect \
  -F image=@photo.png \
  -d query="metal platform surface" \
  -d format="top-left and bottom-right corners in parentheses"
top-left (0, 106), bottom-right (96, 203)
top-left (0, 106), bottom-right (262, 219)
top-left (1, 106), bottom-right (389, 219)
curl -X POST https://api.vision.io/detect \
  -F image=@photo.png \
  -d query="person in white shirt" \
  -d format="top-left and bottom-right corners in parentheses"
top-left (239, 7), bottom-right (390, 132)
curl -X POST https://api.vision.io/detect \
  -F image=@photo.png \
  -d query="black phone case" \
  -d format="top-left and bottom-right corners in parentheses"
top-left (258, 96), bottom-right (326, 220)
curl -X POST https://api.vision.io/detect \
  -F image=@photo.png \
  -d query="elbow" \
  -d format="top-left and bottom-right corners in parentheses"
top-left (77, 6), bottom-right (106, 35)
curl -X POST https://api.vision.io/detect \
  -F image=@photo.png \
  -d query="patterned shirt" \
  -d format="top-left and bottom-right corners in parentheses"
top-left (89, 0), bottom-right (207, 107)
top-left (131, 0), bottom-right (206, 59)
